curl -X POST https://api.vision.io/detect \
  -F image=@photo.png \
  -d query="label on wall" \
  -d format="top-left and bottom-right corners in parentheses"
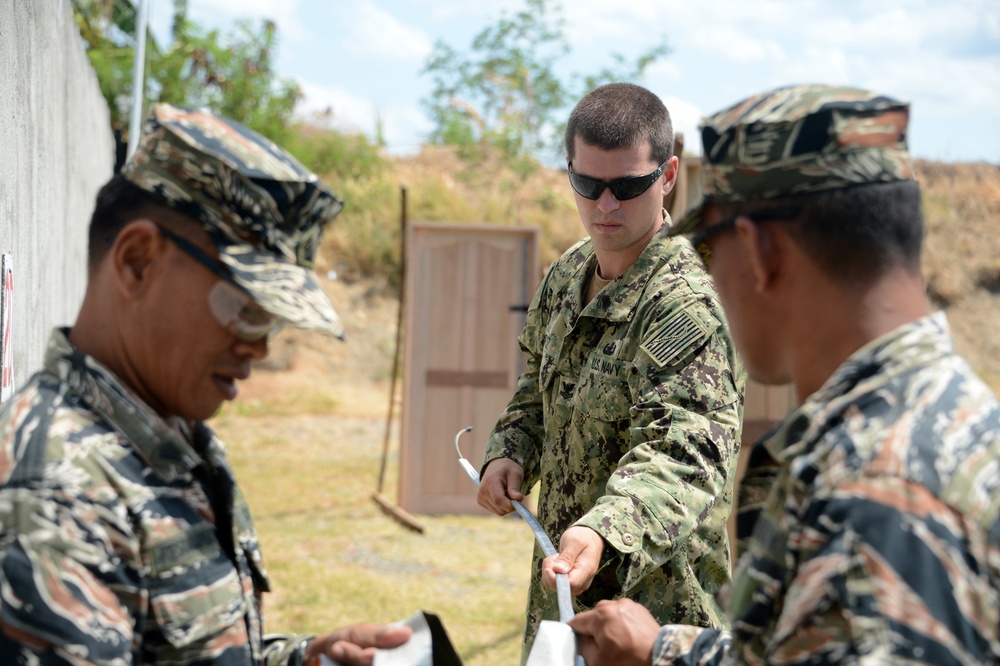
top-left (1, 254), bottom-right (13, 403)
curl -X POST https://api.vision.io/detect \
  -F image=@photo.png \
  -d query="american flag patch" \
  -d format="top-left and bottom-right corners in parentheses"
top-left (640, 309), bottom-right (713, 367)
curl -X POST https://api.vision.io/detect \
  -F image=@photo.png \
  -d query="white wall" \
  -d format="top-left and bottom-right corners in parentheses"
top-left (0, 1), bottom-right (114, 395)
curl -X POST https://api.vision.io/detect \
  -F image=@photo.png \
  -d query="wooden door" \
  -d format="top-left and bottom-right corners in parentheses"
top-left (400, 223), bottom-right (540, 514)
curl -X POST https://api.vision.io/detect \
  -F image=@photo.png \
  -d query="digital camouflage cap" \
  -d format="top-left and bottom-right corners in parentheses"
top-left (121, 103), bottom-right (347, 339)
top-left (673, 84), bottom-right (915, 235)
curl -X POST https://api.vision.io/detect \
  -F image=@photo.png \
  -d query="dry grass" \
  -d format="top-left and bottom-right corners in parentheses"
top-left (212, 277), bottom-right (533, 665)
top-left (317, 145), bottom-right (583, 289)
top-left (918, 160), bottom-right (1000, 392)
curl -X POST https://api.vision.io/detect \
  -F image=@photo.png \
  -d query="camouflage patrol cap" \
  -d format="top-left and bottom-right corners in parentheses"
top-left (673, 84), bottom-right (915, 235)
top-left (121, 103), bottom-right (346, 339)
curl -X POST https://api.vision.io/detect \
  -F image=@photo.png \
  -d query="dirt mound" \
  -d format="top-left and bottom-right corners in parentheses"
top-left (919, 161), bottom-right (1000, 390)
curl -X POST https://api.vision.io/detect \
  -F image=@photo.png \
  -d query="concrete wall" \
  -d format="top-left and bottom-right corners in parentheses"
top-left (0, 1), bottom-right (114, 395)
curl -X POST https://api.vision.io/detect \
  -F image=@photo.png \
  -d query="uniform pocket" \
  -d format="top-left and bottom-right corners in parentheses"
top-left (151, 565), bottom-right (247, 648)
top-left (147, 523), bottom-right (249, 649)
top-left (573, 357), bottom-right (633, 423)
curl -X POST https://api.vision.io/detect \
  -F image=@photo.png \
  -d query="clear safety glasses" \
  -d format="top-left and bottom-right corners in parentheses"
top-left (157, 226), bottom-right (285, 342)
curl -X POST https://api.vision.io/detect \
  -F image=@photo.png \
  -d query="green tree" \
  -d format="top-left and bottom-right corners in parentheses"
top-left (72, 0), bottom-right (301, 151)
top-left (73, 0), bottom-right (141, 135)
top-left (421, 0), bottom-right (668, 168)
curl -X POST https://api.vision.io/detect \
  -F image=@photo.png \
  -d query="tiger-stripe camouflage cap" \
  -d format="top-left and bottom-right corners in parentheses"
top-left (672, 84), bottom-right (915, 235)
top-left (122, 103), bottom-right (347, 339)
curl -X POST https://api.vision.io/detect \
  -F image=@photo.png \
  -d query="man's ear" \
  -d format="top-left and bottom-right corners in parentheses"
top-left (734, 216), bottom-right (781, 294)
top-left (660, 156), bottom-right (680, 197)
top-left (111, 220), bottom-right (164, 300)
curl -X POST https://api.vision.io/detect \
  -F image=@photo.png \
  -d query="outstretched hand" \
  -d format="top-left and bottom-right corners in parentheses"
top-left (304, 623), bottom-right (413, 666)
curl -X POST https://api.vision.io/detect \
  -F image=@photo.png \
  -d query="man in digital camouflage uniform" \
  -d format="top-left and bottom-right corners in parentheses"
top-left (0, 105), bottom-right (411, 665)
top-left (476, 82), bottom-right (745, 662)
top-left (569, 84), bottom-right (1000, 665)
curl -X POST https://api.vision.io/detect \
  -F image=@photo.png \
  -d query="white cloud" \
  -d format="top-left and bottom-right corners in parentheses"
top-left (688, 27), bottom-right (785, 64)
top-left (660, 96), bottom-right (704, 155)
top-left (297, 80), bottom-right (376, 134)
top-left (344, 1), bottom-right (434, 61)
top-left (378, 105), bottom-right (436, 155)
top-left (987, 10), bottom-right (1000, 39)
top-left (562, 0), bottom-right (659, 46)
top-left (408, 0), bottom-right (521, 24)
top-left (645, 58), bottom-right (684, 84)
top-left (188, 0), bottom-right (307, 40)
top-left (296, 79), bottom-right (434, 154)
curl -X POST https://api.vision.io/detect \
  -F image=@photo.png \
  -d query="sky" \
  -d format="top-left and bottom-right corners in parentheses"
top-left (147, 0), bottom-right (1000, 164)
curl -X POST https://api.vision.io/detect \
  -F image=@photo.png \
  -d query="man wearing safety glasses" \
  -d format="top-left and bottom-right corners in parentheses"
top-left (568, 85), bottom-right (1000, 665)
top-left (478, 82), bottom-right (745, 662)
top-left (0, 105), bottom-right (411, 664)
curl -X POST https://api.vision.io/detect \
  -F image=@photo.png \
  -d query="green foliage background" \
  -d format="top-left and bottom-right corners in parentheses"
top-left (74, 0), bottom-right (300, 146)
top-left (72, 0), bottom-right (646, 290)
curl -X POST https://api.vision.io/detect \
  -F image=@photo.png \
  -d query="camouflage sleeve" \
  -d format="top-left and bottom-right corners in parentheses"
top-left (574, 298), bottom-right (743, 593)
top-left (746, 473), bottom-right (999, 663)
top-left (732, 442), bottom-right (780, 564)
top-left (0, 484), bottom-right (138, 663)
top-left (652, 624), bottom-right (731, 665)
top-left (263, 634), bottom-right (313, 666)
top-left (642, 444), bottom-right (772, 666)
top-left (481, 268), bottom-right (552, 489)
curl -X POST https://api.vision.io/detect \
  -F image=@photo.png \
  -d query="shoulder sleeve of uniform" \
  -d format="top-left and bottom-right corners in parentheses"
top-left (639, 301), bottom-right (720, 369)
top-left (0, 382), bottom-right (60, 484)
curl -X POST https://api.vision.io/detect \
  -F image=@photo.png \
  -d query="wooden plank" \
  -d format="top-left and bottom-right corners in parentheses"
top-left (371, 491), bottom-right (425, 533)
top-left (426, 369), bottom-right (509, 388)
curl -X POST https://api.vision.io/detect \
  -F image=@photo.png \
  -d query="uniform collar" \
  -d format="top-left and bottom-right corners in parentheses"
top-left (44, 327), bottom-right (206, 480)
top-left (574, 219), bottom-right (681, 322)
top-left (761, 312), bottom-right (953, 462)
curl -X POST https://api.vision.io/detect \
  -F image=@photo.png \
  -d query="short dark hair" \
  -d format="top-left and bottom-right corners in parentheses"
top-left (86, 174), bottom-right (183, 269)
top-left (564, 83), bottom-right (673, 164)
top-left (718, 180), bottom-right (924, 284)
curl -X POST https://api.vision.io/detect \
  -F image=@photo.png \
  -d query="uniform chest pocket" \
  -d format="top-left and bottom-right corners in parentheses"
top-left (572, 355), bottom-right (634, 423)
top-left (147, 523), bottom-right (249, 650)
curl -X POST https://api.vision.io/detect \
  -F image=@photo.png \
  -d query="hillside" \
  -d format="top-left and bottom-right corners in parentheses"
top-left (247, 157), bottom-right (1000, 435)
top-left (311, 153), bottom-right (1000, 395)
top-left (919, 161), bottom-right (1000, 390)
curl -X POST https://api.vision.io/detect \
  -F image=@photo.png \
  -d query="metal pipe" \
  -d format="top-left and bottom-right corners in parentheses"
top-left (126, 0), bottom-right (150, 160)
top-left (454, 426), bottom-right (576, 623)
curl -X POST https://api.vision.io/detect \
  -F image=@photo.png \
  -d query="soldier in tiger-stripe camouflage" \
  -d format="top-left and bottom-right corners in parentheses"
top-left (477, 82), bottom-right (745, 664)
top-left (0, 105), bottom-right (411, 665)
top-left (569, 85), bottom-right (1000, 665)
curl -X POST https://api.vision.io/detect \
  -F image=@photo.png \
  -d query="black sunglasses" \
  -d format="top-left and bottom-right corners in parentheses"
top-left (690, 206), bottom-right (801, 269)
top-left (157, 225), bottom-right (236, 284)
top-left (567, 160), bottom-right (667, 201)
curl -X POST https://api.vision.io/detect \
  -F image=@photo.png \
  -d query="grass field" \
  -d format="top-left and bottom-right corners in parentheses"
top-left (212, 278), bottom-right (534, 665)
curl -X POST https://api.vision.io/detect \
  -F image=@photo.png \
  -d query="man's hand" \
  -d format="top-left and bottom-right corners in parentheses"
top-left (542, 525), bottom-right (604, 595)
top-left (304, 623), bottom-right (413, 666)
top-left (477, 458), bottom-right (524, 515)
top-left (568, 599), bottom-right (660, 666)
